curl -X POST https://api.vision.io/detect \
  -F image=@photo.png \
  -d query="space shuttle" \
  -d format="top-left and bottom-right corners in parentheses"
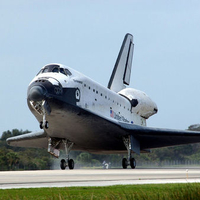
top-left (7, 34), bottom-right (200, 170)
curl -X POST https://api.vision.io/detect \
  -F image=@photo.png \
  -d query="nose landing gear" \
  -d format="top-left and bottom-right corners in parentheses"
top-left (39, 100), bottom-right (51, 129)
top-left (40, 121), bottom-right (49, 129)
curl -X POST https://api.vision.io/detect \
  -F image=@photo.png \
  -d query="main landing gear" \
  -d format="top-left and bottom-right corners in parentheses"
top-left (60, 139), bottom-right (74, 170)
top-left (122, 136), bottom-right (136, 169)
top-left (48, 138), bottom-right (75, 170)
top-left (60, 158), bottom-right (74, 170)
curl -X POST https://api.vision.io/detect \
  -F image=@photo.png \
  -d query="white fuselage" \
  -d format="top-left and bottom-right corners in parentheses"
top-left (29, 64), bottom-right (157, 128)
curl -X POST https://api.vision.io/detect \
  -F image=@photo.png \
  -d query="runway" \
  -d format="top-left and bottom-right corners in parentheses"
top-left (1, 168), bottom-right (200, 189)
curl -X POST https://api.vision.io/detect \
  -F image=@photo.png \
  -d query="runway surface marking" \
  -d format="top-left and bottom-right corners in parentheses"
top-left (0, 168), bottom-right (200, 189)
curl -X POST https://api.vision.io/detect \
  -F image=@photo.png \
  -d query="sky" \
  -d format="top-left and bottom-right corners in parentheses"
top-left (0, 0), bottom-right (200, 136)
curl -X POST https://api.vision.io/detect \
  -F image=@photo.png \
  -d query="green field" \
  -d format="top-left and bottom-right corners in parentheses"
top-left (1, 183), bottom-right (200, 200)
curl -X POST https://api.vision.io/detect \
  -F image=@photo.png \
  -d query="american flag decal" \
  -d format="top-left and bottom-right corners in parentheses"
top-left (110, 110), bottom-right (114, 118)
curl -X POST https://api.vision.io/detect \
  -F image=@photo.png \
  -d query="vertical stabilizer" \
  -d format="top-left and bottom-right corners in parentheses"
top-left (108, 33), bottom-right (134, 92)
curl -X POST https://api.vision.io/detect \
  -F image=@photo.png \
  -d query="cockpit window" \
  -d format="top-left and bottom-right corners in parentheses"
top-left (60, 68), bottom-right (65, 75)
top-left (52, 67), bottom-right (59, 73)
top-left (59, 68), bottom-right (72, 76)
top-left (64, 68), bottom-right (72, 76)
top-left (37, 65), bottom-right (72, 76)
top-left (43, 68), bottom-right (49, 73)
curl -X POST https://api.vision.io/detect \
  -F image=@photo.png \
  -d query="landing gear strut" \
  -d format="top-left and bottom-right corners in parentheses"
top-left (48, 138), bottom-right (75, 170)
top-left (60, 139), bottom-right (74, 170)
top-left (122, 136), bottom-right (136, 169)
top-left (39, 100), bottom-right (51, 129)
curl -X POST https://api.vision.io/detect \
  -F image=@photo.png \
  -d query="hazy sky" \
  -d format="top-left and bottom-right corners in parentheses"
top-left (1, 1), bottom-right (200, 136)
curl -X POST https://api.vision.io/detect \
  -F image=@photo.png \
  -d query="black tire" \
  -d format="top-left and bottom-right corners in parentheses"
top-left (130, 158), bottom-right (136, 169)
top-left (39, 121), bottom-right (43, 129)
top-left (122, 158), bottom-right (128, 169)
top-left (45, 121), bottom-right (49, 129)
top-left (68, 159), bottom-right (74, 170)
top-left (60, 159), bottom-right (66, 170)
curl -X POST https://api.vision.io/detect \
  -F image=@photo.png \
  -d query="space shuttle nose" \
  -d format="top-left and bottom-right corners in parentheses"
top-left (28, 86), bottom-right (45, 101)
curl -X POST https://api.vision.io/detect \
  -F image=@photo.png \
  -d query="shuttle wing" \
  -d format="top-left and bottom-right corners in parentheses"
top-left (108, 33), bottom-right (134, 92)
top-left (119, 122), bottom-right (200, 150)
top-left (6, 131), bottom-right (48, 148)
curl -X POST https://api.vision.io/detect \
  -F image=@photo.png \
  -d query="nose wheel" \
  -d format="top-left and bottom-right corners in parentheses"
top-left (40, 121), bottom-right (49, 129)
top-left (39, 100), bottom-right (51, 129)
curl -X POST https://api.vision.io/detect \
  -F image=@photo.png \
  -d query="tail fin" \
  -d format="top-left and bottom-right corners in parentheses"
top-left (108, 33), bottom-right (134, 92)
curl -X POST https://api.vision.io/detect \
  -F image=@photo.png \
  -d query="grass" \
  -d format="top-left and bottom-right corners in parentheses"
top-left (1, 183), bottom-right (200, 200)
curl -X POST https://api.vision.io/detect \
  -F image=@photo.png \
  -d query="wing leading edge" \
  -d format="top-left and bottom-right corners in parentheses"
top-left (6, 131), bottom-right (48, 148)
top-left (119, 122), bottom-right (200, 152)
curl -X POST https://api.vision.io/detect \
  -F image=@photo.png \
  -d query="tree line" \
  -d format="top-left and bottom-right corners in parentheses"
top-left (1, 127), bottom-right (200, 170)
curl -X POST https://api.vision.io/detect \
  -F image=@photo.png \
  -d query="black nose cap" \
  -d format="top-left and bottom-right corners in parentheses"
top-left (28, 86), bottom-right (45, 101)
